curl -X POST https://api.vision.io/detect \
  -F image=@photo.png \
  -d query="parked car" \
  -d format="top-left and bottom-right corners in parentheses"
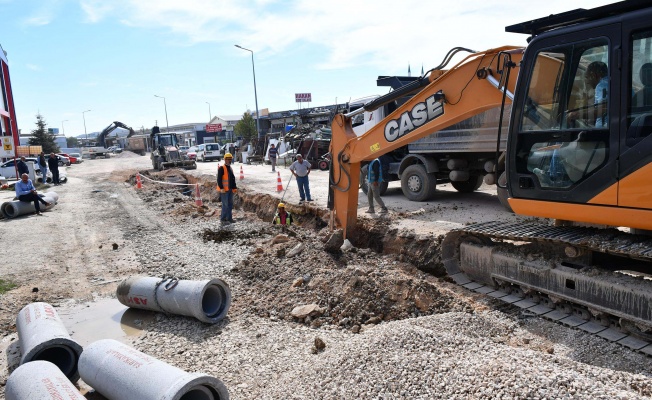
top-left (186, 146), bottom-right (197, 160)
top-left (58, 153), bottom-right (79, 164)
top-left (68, 152), bottom-right (83, 163)
top-left (55, 154), bottom-right (71, 166)
top-left (196, 143), bottom-right (221, 162)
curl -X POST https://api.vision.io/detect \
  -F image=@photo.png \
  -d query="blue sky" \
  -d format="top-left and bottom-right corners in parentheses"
top-left (1, 0), bottom-right (614, 137)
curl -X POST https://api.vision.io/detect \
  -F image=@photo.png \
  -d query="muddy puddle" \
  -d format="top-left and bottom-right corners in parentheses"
top-left (58, 298), bottom-right (155, 346)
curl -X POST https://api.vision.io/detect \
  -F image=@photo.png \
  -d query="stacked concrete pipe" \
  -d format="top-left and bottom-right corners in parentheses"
top-left (16, 302), bottom-right (83, 382)
top-left (1, 191), bottom-right (58, 218)
top-left (117, 277), bottom-right (231, 324)
top-left (6, 360), bottom-right (85, 400)
top-left (79, 339), bottom-right (229, 400)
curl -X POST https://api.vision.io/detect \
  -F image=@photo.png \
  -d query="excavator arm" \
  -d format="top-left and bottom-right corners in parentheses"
top-left (98, 121), bottom-right (135, 147)
top-left (329, 46), bottom-right (524, 237)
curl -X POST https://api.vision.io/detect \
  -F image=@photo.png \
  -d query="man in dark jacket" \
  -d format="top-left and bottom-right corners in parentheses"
top-left (47, 153), bottom-right (60, 185)
top-left (366, 158), bottom-right (388, 214)
top-left (38, 152), bottom-right (48, 183)
top-left (16, 157), bottom-right (29, 178)
top-left (216, 152), bottom-right (237, 223)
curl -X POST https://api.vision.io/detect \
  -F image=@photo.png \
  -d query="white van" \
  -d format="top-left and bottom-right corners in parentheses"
top-left (196, 143), bottom-right (222, 162)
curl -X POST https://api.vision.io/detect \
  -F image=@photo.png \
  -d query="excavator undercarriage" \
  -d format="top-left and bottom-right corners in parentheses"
top-left (442, 221), bottom-right (652, 354)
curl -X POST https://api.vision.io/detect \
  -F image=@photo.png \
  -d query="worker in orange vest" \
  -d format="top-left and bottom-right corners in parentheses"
top-left (217, 153), bottom-right (237, 223)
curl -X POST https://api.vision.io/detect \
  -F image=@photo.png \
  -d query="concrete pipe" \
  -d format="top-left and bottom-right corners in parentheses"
top-left (79, 339), bottom-right (229, 400)
top-left (6, 360), bottom-right (85, 400)
top-left (16, 302), bottom-right (83, 382)
top-left (1, 191), bottom-right (59, 218)
top-left (117, 277), bottom-right (231, 324)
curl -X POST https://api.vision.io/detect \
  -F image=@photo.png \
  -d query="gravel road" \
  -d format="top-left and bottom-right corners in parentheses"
top-left (0, 153), bottom-right (651, 399)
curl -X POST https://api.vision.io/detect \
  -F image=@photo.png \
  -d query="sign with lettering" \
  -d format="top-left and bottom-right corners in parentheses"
top-left (0, 136), bottom-right (14, 157)
top-left (206, 124), bottom-right (222, 133)
top-left (295, 93), bottom-right (312, 103)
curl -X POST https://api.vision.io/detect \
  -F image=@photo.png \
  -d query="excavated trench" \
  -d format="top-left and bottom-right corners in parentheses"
top-left (132, 170), bottom-right (448, 276)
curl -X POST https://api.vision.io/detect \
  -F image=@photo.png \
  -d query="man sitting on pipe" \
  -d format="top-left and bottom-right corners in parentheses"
top-left (15, 173), bottom-right (51, 216)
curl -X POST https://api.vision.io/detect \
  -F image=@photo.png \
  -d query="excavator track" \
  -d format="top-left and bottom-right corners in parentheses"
top-left (442, 221), bottom-right (652, 355)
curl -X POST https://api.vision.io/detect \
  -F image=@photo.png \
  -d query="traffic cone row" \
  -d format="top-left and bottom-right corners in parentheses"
top-left (276, 171), bottom-right (283, 192)
top-left (194, 183), bottom-right (203, 207)
top-left (135, 173), bottom-right (142, 189)
top-left (239, 166), bottom-right (244, 180)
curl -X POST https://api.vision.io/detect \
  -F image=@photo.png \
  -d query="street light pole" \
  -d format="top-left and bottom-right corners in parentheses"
top-left (235, 44), bottom-right (261, 138)
top-left (82, 110), bottom-right (91, 148)
top-left (154, 95), bottom-right (169, 135)
top-left (206, 102), bottom-right (212, 122)
top-left (62, 120), bottom-right (69, 136)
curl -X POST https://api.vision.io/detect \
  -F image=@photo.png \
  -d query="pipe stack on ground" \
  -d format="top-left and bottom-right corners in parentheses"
top-left (117, 277), bottom-right (231, 324)
top-left (1, 191), bottom-right (58, 218)
top-left (5, 360), bottom-right (85, 400)
top-left (16, 302), bottom-right (83, 382)
top-left (79, 339), bottom-right (230, 400)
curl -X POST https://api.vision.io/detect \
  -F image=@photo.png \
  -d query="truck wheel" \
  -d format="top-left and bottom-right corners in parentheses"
top-left (496, 171), bottom-right (513, 213)
top-left (401, 164), bottom-right (436, 201)
top-left (318, 160), bottom-right (329, 171)
top-left (451, 175), bottom-right (483, 193)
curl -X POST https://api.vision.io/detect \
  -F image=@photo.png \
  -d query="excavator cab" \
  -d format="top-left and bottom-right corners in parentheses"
top-left (506, 2), bottom-right (652, 231)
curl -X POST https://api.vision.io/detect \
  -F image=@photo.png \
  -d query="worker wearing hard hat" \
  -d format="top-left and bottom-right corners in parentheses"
top-left (217, 153), bottom-right (237, 223)
top-left (272, 203), bottom-right (293, 225)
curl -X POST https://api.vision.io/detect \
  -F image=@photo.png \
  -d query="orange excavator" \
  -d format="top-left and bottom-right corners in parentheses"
top-left (329, 1), bottom-right (652, 351)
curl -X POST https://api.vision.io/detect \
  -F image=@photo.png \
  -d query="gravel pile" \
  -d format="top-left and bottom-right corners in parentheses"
top-left (97, 172), bottom-right (652, 399)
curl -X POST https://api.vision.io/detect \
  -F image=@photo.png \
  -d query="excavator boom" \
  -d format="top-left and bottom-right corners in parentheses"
top-left (329, 46), bottom-right (524, 236)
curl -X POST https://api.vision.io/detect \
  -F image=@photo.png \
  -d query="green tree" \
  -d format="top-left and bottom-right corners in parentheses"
top-left (28, 113), bottom-right (60, 153)
top-left (233, 112), bottom-right (257, 141)
top-left (66, 136), bottom-right (79, 147)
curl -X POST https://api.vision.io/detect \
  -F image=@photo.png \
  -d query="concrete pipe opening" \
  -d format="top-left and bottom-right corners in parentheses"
top-left (32, 345), bottom-right (77, 379)
top-left (3, 203), bottom-right (18, 218)
top-left (202, 284), bottom-right (229, 319)
top-left (180, 385), bottom-right (218, 400)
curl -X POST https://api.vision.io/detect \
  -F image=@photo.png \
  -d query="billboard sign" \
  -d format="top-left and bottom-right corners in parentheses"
top-left (0, 135), bottom-right (15, 157)
top-left (48, 128), bottom-right (59, 134)
top-left (206, 123), bottom-right (223, 133)
top-left (295, 93), bottom-right (312, 103)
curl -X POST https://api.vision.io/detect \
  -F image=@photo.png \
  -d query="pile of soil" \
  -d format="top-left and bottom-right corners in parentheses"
top-left (228, 228), bottom-right (474, 331)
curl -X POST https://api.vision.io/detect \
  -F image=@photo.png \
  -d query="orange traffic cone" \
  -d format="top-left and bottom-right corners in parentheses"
top-left (135, 173), bottom-right (142, 189)
top-left (276, 172), bottom-right (283, 192)
top-left (239, 166), bottom-right (244, 180)
top-left (194, 183), bottom-right (203, 207)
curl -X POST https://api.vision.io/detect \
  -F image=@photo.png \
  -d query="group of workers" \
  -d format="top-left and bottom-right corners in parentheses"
top-left (216, 150), bottom-right (388, 226)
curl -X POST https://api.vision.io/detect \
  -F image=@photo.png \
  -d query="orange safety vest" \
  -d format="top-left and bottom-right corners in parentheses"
top-left (218, 164), bottom-right (230, 191)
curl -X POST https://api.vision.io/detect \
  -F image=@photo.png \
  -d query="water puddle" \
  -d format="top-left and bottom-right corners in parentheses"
top-left (58, 297), bottom-right (155, 346)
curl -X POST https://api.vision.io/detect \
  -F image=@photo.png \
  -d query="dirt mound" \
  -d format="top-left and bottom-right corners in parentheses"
top-left (114, 151), bottom-right (142, 158)
top-left (229, 229), bottom-right (473, 331)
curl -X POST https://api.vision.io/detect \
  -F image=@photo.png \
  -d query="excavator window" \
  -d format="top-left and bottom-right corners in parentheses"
top-left (517, 39), bottom-right (609, 189)
top-left (627, 29), bottom-right (652, 146)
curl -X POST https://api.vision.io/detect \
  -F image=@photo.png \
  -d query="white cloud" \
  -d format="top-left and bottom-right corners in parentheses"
top-left (22, 0), bottom-right (59, 26)
top-left (78, 0), bottom-right (616, 72)
top-left (26, 63), bottom-right (41, 71)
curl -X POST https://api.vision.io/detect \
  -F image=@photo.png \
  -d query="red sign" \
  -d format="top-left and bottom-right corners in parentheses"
top-left (206, 123), bottom-right (222, 133)
top-left (295, 93), bottom-right (312, 102)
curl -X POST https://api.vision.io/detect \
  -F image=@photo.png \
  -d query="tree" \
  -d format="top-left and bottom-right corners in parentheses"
top-left (28, 113), bottom-right (60, 153)
top-left (66, 136), bottom-right (79, 147)
top-left (233, 112), bottom-right (257, 141)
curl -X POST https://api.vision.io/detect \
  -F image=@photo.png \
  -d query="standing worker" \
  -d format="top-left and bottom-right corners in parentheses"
top-left (268, 143), bottom-right (278, 172)
top-left (289, 154), bottom-right (312, 204)
top-left (217, 152), bottom-right (237, 223)
top-left (47, 153), bottom-right (60, 185)
top-left (272, 203), bottom-right (293, 225)
top-left (37, 152), bottom-right (48, 184)
top-left (366, 158), bottom-right (388, 214)
top-left (16, 156), bottom-right (29, 178)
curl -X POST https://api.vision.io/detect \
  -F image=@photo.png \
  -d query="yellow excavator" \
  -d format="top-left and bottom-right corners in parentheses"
top-left (329, 1), bottom-right (652, 351)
